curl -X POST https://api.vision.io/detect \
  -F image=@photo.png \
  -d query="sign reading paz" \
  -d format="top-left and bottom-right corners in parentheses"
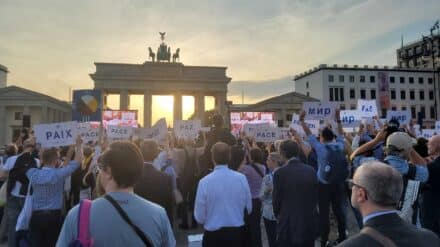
top-left (174, 120), bottom-right (201, 139)
top-left (303, 102), bottom-right (337, 120)
top-left (34, 121), bottom-right (78, 147)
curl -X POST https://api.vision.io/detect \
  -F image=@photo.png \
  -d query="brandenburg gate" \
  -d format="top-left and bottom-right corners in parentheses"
top-left (90, 33), bottom-right (231, 127)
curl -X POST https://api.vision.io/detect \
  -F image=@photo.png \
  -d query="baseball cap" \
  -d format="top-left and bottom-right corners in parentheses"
top-left (386, 132), bottom-right (416, 151)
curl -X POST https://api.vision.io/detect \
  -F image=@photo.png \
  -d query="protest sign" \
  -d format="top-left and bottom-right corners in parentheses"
top-left (254, 126), bottom-right (281, 142)
top-left (174, 120), bottom-right (202, 140)
top-left (107, 125), bottom-right (133, 140)
top-left (243, 123), bottom-right (270, 137)
top-left (278, 127), bottom-right (291, 140)
top-left (386, 110), bottom-right (411, 125)
top-left (77, 122), bottom-right (100, 144)
top-left (34, 121), bottom-right (78, 147)
top-left (357, 100), bottom-right (378, 118)
top-left (290, 119), bottom-right (319, 136)
top-left (303, 102), bottom-right (337, 120)
top-left (435, 121), bottom-right (440, 133)
top-left (72, 90), bottom-right (102, 122)
top-left (340, 110), bottom-right (362, 127)
top-left (421, 129), bottom-right (436, 139)
top-left (137, 118), bottom-right (168, 144)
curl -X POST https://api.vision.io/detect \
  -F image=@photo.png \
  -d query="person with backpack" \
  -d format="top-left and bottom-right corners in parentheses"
top-left (1, 139), bottom-right (39, 247)
top-left (299, 109), bottom-right (349, 247)
top-left (57, 141), bottom-right (175, 247)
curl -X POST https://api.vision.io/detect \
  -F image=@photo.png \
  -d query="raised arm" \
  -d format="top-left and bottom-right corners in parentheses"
top-left (299, 111), bottom-right (312, 136)
top-left (350, 128), bottom-right (386, 160)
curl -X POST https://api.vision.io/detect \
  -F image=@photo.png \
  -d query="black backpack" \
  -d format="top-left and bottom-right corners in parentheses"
top-left (319, 145), bottom-right (349, 184)
top-left (7, 152), bottom-right (37, 196)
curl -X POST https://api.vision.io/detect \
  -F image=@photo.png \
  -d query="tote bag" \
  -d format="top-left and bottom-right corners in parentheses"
top-left (16, 179), bottom-right (33, 231)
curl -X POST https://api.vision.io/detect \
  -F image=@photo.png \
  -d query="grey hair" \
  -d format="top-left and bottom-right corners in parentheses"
top-left (356, 161), bottom-right (403, 207)
top-left (384, 145), bottom-right (409, 159)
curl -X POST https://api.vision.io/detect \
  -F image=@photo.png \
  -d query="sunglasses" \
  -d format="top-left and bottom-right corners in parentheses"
top-left (347, 179), bottom-right (369, 200)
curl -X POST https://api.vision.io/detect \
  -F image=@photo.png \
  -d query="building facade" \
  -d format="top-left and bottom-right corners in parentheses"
top-left (396, 34), bottom-right (440, 69)
top-left (0, 64), bottom-right (7, 88)
top-left (294, 64), bottom-right (436, 125)
top-left (229, 92), bottom-right (319, 127)
top-left (0, 86), bottom-right (71, 145)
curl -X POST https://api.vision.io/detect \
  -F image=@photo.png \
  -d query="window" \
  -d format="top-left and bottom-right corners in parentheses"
top-left (370, 89), bottom-right (376, 99)
top-left (360, 75), bottom-right (366, 83)
top-left (14, 112), bottom-right (23, 120)
top-left (340, 105), bottom-right (346, 110)
top-left (329, 75), bottom-right (334, 82)
top-left (306, 82), bottom-right (309, 89)
top-left (400, 77), bottom-right (405, 83)
top-left (430, 90), bottom-right (434, 100)
top-left (329, 88), bottom-right (334, 101)
top-left (306, 92), bottom-right (310, 96)
top-left (278, 120), bottom-right (284, 127)
top-left (349, 75), bottom-right (355, 82)
top-left (286, 114), bottom-right (292, 121)
top-left (400, 90), bottom-right (406, 100)
top-left (409, 77), bottom-right (414, 84)
top-left (410, 90), bottom-right (415, 100)
top-left (370, 76), bottom-right (375, 83)
top-left (419, 91), bottom-right (425, 100)
top-left (350, 105), bottom-right (356, 110)
top-left (391, 90), bottom-right (396, 100)
top-left (390, 76), bottom-right (395, 83)
top-left (430, 106), bottom-right (435, 119)
top-left (360, 89), bottom-right (366, 99)
top-left (419, 77), bottom-right (424, 84)
top-left (339, 88), bottom-right (344, 101)
top-left (391, 106), bottom-right (397, 111)
top-left (329, 87), bottom-right (344, 101)
top-left (350, 89), bottom-right (355, 99)
top-left (402, 106), bottom-right (407, 111)
top-left (411, 106), bottom-right (416, 118)
top-left (420, 106), bottom-right (426, 117)
top-left (339, 75), bottom-right (344, 82)
top-left (428, 78), bottom-right (433, 84)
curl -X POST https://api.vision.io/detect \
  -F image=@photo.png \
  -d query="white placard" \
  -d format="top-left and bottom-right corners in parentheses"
top-left (421, 129), bottom-right (436, 139)
top-left (278, 127), bottom-right (291, 140)
top-left (243, 123), bottom-right (270, 137)
top-left (435, 121), bottom-right (440, 133)
top-left (34, 121), bottom-right (78, 147)
top-left (303, 102), bottom-right (338, 120)
top-left (386, 110), bottom-right (411, 125)
top-left (137, 118), bottom-right (168, 144)
top-left (340, 110), bottom-right (362, 127)
top-left (174, 120), bottom-right (202, 140)
top-left (357, 100), bottom-right (378, 118)
top-left (290, 119), bottom-right (319, 136)
top-left (254, 126), bottom-right (281, 142)
top-left (107, 125), bottom-right (133, 139)
top-left (200, 127), bottom-right (211, 132)
top-left (77, 122), bottom-right (99, 144)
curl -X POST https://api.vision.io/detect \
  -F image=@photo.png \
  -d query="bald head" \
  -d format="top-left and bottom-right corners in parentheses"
top-left (355, 161), bottom-right (403, 207)
top-left (211, 142), bottom-right (230, 165)
top-left (428, 135), bottom-right (440, 156)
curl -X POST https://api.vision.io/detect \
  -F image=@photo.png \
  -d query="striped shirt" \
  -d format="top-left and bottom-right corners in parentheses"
top-left (26, 161), bottom-right (79, 210)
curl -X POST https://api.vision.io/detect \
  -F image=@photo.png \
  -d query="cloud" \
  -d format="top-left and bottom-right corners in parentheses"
top-left (0, 0), bottom-right (439, 103)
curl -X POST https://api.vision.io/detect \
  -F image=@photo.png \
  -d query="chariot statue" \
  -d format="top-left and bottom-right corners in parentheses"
top-left (147, 32), bottom-right (181, 63)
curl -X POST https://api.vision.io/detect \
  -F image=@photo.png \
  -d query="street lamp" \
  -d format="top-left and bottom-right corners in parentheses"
top-left (422, 20), bottom-right (440, 120)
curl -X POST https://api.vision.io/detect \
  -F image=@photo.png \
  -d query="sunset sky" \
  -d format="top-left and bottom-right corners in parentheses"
top-left (1, 0), bottom-right (439, 124)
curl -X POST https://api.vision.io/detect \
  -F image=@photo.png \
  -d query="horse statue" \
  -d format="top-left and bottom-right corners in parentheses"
top-left (172, 48), bottom-right (180, 62)
top-left (148, 47), bottom-right (155, 62)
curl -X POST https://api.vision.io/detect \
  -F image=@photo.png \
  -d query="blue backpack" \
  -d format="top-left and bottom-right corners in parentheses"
top-left (319, 145), bottom-right (349, 184)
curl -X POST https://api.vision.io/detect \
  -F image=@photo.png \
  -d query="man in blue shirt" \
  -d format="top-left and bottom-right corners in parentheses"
top-left (299, 110), bottom-right (348, 247)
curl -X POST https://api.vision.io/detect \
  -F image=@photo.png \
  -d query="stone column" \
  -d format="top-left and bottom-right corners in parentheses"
top-left (23, 105), bottom-right (30, 115)
top-left (120, 90), bottom-right (129, 110)
top-left (174, 93), bottom-right (182, 122)
top-left (215, 92), bottom-right (226, 115)
top-left (0, 105), bottom-right (6, 145)
top-left (143, 91), bottom-right (152, 128)
top-left (41, 105), bottom-right (48, 123)
top-left (280, 108), bottom-right (287, 127)
top-left (195, 93), bottom-right (205, 121)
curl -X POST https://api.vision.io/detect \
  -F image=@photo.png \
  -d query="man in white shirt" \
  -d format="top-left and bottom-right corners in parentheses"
top-left (194, 142), bottom-right (252, 247)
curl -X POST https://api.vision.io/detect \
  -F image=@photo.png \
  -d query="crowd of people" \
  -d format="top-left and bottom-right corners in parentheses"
top-left (0, 112), bottom-right (439, 247)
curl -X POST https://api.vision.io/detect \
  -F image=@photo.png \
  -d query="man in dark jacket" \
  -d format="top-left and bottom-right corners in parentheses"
top-left (134, 139), bottom-right (174, 225)
top-left (339, 161), bottom-right (439, 247)
top-left (272, 140), bottom-right (318, 247)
